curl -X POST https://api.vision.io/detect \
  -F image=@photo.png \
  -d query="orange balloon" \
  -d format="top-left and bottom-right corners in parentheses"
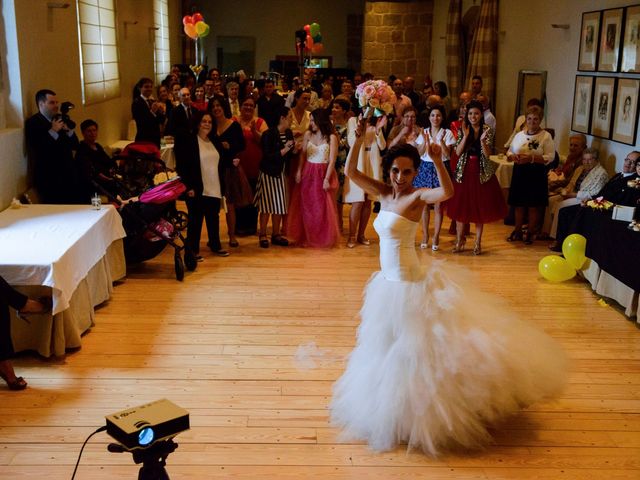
top-left (312, 43), bottom-right (323, 54)
top-left (184, 23), bottom-right (197, 39)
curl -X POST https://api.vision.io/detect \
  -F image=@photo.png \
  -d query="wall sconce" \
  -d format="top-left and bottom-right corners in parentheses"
top-left (551, 24), bottom-right (570, 29)
top-left (123, 20), bottom-right (138, 39)
top-left (46, 2), bottom-right (70, 32)
top-left (148, 26), bottom-right (159, 43)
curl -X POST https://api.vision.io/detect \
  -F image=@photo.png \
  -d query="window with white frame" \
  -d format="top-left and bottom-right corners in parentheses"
top-left (76, 0), bottom-right (120, 104)
top-left (154, 0), bottom-right (171, 85)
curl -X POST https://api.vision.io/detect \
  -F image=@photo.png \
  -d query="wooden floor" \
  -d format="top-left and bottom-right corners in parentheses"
top-left (1, 211), bottom-right (639, 479)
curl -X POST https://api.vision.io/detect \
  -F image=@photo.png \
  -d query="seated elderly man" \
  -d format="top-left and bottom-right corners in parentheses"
top-left (549, 150), bottom-right (639, 250)
top-left (543, 147), bottom-right (608, 241)
top-left (548, 133), bottom-right (587, 191)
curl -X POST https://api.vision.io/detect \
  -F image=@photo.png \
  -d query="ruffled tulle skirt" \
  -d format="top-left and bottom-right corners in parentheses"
top-left (288, 162), bottom-right (340, 248)
top-left (330, 260), bottom-right (567, 455)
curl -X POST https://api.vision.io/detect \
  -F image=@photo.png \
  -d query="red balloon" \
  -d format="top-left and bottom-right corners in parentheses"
top-left (305, 34), bottom-right (313, 51)
top-left (304, 24), bottom-right (311, 33)
top-left (182, 15), bottom-right (193, 25)
top-left (192, 12), bottom-right (204, 23)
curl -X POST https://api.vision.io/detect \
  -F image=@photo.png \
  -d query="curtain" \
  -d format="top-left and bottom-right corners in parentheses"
top-left (445, 0), bottom-right (464, 105)
top-left (465, 0), bottom-right (499, 102)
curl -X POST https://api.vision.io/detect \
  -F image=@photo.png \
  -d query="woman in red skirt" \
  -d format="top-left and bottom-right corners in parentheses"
top-left (447, 100), bottom-right (507, 255)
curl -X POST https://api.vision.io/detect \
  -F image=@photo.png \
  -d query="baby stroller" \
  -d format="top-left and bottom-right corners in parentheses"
top-left (97, 142), bottom-right (197, 281)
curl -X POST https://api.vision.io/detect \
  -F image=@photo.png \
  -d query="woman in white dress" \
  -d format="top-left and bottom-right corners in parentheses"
top-left (343, 114), bottom-right (387, 248)
top-left (330, 118), bottom-right (567, 455)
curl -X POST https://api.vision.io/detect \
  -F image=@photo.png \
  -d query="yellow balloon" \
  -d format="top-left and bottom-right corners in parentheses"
top-left (562, 233), bottom-right (587, 270)
top-left (195, 21), bottom-right (207, 36)
top-left (538, 255), bottom-right (576, 282)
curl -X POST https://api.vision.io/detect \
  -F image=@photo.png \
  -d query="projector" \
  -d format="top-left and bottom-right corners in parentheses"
top-left (105, 399), bottom-right (190, 450)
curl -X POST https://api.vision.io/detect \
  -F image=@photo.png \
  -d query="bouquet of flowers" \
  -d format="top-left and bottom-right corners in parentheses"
top-left (586, 196), bottom-right (614, 211)
top-left (355, 80), bottom-right (396, 117)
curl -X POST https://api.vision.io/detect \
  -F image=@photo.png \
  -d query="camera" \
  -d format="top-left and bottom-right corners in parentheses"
top-left (53, 101), bottom-right (76, 130)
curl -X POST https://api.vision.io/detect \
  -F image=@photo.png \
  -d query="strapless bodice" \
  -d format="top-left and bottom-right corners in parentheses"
top-left (307, 142), bottom-right (330, 164)
top-left (373, 211), bottom-right (422, 281)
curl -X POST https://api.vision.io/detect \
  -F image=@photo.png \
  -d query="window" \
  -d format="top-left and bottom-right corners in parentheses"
top-left (154, 0), bottom-right (171, 85)
top-left (76, 0), bottom-right (120, 104)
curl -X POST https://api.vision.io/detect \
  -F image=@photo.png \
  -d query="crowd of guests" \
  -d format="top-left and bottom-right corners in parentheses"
top-left (24, 67), bottom-right (640, 262)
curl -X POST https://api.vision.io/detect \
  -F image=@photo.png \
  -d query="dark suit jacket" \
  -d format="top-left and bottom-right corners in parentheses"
top-left (25, 112), bottom-right (80, 204)
top-left (132, 96), bottom-right (165, 147)
top-left (597, 172), bottom-right (640, 206)
top-left (260, 127), bottom-right (293, 177)
top-left (166, 104), bottom-right (196, 142)
top-left (175, 133), bottom-right (229, 197)
top-left (257, 93), bottom-right (285, 129)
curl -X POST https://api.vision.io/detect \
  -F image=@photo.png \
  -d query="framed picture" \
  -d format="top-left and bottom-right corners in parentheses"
top-left (621, 5), bottom-right (640, 72)
top-left (590, 77), bottom-right (616, 138)
top-left (578, 11), bottom-right (601, 71)
top-left (598, 8), bottom-right (624, 71)
top-left (612, 78), bottom-right (640, 145)
top-left (571, 76), bottom-right (594, 134)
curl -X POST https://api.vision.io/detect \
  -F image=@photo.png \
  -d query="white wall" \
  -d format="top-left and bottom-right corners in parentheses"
top-left (432, 0), bottom-right (639, 173)
top-left (197, 0), bottom-right (365, 75)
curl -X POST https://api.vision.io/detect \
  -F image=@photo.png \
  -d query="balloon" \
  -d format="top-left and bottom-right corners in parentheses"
top-left (195, 21), bottom-right (207, 36)
top-left (192, 12), bottom-right (204, 23)
top-left (304, 24), bottom-right (311, 33)
top-left (310, 22), bottom-right (320, 37)
top-left (182, 15), bottom-right (193, 25)
top-left (184, 23), bottom-right (197, 39)
top-left (312, 42), bottom-right (323, 54)
top-left (538, 255), bottom-right (576, 282)
top-left (562, 233), bottom-right (587, 270)
top-left (305, 34), bottom-right (313, 51)
top-left (199, 23), bottom-right (210, 38)
top-left (313, 34), bottom-right (322, 43)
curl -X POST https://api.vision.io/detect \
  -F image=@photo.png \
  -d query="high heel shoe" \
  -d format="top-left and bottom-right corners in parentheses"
top-left (452, 238), bottom-right (466, 253)
top-left (431, 237), bottom-right (439, 251)
top-left (357, 236), bottom-right (370, 246)
top-left (347, 236), bottom-right (356, 248)
top-left (473, 243), bottom-right (482, 255)
top-left (506, 229), bottom-right (523, 242)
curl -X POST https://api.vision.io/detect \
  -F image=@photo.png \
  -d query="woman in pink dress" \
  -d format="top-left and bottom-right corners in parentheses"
top-left (288, 108), bottom-right (340, 247)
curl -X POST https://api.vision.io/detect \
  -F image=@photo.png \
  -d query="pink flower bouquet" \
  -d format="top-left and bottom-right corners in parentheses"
top-left (355, 80), bottom-right (396, 117)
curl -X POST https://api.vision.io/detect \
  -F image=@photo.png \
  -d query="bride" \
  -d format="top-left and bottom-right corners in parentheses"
top-left (330, 118), bottom-right (567, 455)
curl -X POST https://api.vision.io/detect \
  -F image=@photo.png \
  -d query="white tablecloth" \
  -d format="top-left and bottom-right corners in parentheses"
top-left (580, 259), bottom-right (638, 320)
top-left (0, 204), bottom-right (126, 315)
top-left (490, 155), bottom-right (513, 189)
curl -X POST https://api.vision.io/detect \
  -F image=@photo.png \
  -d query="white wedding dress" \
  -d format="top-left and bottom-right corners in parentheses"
top-left (330, 210), bottom-right (567, 455)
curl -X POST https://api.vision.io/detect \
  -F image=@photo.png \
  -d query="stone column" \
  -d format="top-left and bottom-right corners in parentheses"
top-left (362, 1), bottom-right (433, 82)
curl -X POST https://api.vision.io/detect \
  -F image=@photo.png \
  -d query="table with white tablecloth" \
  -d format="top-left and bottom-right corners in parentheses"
top-left (0, 204), bottom-right (127, 356)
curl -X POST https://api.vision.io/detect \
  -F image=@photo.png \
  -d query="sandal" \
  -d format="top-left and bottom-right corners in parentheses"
top-left (357, 237), bottom-right (370, 246)
top-left (259, 235), bottom-right (269, 248)
top-left (431, 237), bottom-right (439, 251)
top-left (420, 242), bottom-right (428, 249)
top-left (506, 230), bottom-right (523, 242)
top-left (0, 371), bottom-right (27, 391)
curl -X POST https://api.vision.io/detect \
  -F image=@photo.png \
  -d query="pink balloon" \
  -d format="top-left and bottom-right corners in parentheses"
top-left (182, 15), bottom-right (193, 25)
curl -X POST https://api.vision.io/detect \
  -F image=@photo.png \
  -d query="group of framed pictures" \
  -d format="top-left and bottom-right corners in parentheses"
top-left (578, 6), bottom-right (640, 73)
top-left (573, 6), bottom-right (640, 145)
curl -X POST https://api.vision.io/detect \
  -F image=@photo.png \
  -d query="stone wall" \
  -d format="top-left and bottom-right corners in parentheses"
top-left (362, 0), bottom-right (433, 81)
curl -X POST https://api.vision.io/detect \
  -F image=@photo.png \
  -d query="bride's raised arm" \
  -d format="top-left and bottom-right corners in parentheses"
top-left (345, 117), bottom-right (391, 198)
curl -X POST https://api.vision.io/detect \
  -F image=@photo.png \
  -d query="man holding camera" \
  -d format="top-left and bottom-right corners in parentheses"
top-left (25, 89), bottom-right (81, 204)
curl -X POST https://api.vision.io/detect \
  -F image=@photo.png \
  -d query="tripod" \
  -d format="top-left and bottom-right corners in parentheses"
top-left (108, 439), bottom-right (178, 480)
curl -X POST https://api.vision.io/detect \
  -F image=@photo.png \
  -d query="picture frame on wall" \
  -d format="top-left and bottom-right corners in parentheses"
top-left (571, 76), bottom-right (594, 134)
top-left (612, 78), bottom-right (640, 145)
top-left (590, 77), bottom-right (616, 139)
top-left (598, 8), bottom-right (624, 72)
top-left (621, 5), bottom-right (640, 73)
top-left (578, 11), bottom-right (601, 71)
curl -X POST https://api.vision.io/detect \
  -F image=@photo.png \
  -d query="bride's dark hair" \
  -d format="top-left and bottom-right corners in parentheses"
top-left (382, 143), bottom-right (421, 175)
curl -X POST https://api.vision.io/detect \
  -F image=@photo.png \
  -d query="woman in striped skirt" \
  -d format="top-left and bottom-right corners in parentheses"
top-left (255, 107), bottom-right (297, 248)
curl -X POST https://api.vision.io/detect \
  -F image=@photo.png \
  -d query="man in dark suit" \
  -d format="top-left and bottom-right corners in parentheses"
top-left (166, 87), bottom-right (196, 141)
top-left (25, 89), bottom-right (80, 204)
top-left (131, 78), bottom-right (165, 147)
top-left (257, 79), bottom-right (285, 129)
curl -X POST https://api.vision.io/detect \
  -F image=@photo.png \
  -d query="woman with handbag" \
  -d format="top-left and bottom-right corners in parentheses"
top-left (447, 100), bottom-right (507, 255)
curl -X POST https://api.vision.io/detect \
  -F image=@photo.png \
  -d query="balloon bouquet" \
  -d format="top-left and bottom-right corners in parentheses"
top-left (182, 13), bottom-right (211, 77)
top-left (538, 234), bottom-right (588, 282)
top-left (297, 22), bottom-right (324, 56)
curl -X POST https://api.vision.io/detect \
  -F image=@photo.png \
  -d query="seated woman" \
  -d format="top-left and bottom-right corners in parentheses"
top-left (544, 147), bottom-right (608, 241)
top-left (1, 275), bottom-right (49, 390)
top-left (76, 119), bottom-right (118, 201)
